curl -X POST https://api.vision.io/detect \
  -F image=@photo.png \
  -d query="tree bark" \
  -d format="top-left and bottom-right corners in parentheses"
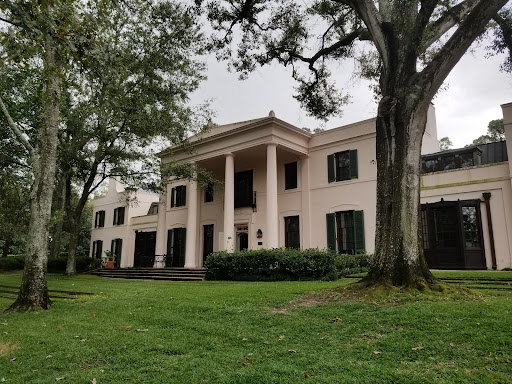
top-left (2, 237), bottom-right (12, 258)
top-left (7, 29), bottom-right (62, 312)
top-left (364, 95), bottom-right (438, 289)
top-left (65, 219), bottom-right (79, 275)
top-left (49, 176), bottom-right (67, 259)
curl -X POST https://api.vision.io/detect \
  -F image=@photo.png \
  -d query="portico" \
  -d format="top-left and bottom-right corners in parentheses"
top-left (154, 113), bottom-right (311, 268)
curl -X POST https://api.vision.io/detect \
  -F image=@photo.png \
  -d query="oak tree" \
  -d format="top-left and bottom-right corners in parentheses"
top-left (202, 0), bottom-right (512, 289)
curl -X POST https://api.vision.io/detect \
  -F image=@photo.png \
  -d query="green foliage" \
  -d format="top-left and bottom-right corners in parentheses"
top-left (0, 255), bottom-right (25, 271)
top-left (471, 118), bottom-right (505, 145)
top-left (334, 253), bottom-right (372, 277)
top-left (205, 248), bottom-right (337, 281)
top-left (47, 256), bottom-right (102, 273)
top-left (0, 255), bottom-right (101, 272)
top-left (438, 136), bottom-right (453, 151)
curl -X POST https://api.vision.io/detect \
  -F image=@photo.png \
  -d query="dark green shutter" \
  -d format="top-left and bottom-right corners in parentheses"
top-left (327, 154), bottom-right (335, 183)
top-left (182, 186), bottom-right (187, 206)
top-left (179, 228), bottom-right (186, 267)
top-left (111, 239), bottom-right (115, 253)
top-left (170, 188), bottom-right (175, 207)
top-left (353, 210), bottom-right (365, 254)
top-left (113, 208), bottom-right (117, 225)
top-left (326, 213), bottom-right (336, 252)
top-left (119, 207), bottom-right (125, 225)
top-left (349, 149), bottom-right (358, 179)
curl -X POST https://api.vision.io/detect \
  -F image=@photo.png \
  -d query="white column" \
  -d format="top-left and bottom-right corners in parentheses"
top-left (501, 103), bottom-right (512, 189)
top-left (301, 155), bottom-right (311, 249)
top-left (223, 153), bottom-right (235, 252)
top-left (153, 187), bottom-right (168, 268)
top-left (184, 178), bottom-right (199, 268)
top-left (266, 143), bottom-right (278, 248)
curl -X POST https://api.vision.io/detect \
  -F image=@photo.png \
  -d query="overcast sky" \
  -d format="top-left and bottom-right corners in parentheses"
top-left (191, 45), bottom-right (511, 149)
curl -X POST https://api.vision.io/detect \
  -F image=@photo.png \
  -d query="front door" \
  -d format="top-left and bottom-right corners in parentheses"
top-left (422, 200), bottom-right (485, 269)
top-left (238, 233), bottom-right (248, 251)
top-left (133, 231), bottom-right (156, 267)
top-left (432, 205), bottom-right (462, 268)
top-left (167, 228), bottom-right (186, 267)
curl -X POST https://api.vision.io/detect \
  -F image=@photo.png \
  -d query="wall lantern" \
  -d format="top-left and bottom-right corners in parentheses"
top-left (256, 229), bottom-right (263, 239)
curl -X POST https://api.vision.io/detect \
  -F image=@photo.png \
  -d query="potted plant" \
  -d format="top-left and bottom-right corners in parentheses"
top-left (104, 250), bottom-right (115, 269)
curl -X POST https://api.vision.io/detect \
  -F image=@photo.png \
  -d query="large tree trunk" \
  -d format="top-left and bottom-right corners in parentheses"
top-left (7, 30), bottom-right (62, 312)
top-left (49, 176), bottom-right (67, 259)
top-left (364, 96), bottom-right (438, 289)
top-left (65, 219), bottom-right (79, 275)
top-left (2, 237), bottom-right (12, 258)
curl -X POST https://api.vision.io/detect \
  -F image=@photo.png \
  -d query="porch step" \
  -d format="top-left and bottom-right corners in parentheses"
top-left (90, 267), bottom-right (207, 281)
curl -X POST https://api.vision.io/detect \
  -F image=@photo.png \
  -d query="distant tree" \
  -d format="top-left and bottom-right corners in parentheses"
top-left (202, 0), bottom-right (512, 289)
top-left (439, 137), bottom-right (453, 151)
top-left (471, 118), bottom-right (505, 145)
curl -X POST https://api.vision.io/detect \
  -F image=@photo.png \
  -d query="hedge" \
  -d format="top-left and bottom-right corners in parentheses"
top-left (334, 253), bottom-right (372, 277)
top-left (205, 248), bottom-right (337, 281)
top-left (0, 256), bottom-right (102, 273)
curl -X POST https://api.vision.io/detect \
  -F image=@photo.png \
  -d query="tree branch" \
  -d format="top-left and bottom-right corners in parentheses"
top-left (418, 0), bottom-right (508, 103)
top-left (0, 16), bottom-right (22, 28)
top-left (421, 0), bottom-right (480, 52)
top-left (0, 96), bottom-right (36, 157)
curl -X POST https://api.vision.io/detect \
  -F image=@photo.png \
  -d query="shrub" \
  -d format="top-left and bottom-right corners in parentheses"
top-left (0, 255), bottom-right (25, 271)
top-left (47, 256), bottom-right (103, 273)
top-left (205, 248), bottom-right (337, 281)
top-left (334, 253), bottom-right (372, 277)
top-left (0, 255), bottom-right (101, 273)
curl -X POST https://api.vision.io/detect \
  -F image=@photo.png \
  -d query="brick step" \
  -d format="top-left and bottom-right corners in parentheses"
top-left (94, 274), bottom-right (205, 281)
top-left (91, 268), bottom-right (206, 281)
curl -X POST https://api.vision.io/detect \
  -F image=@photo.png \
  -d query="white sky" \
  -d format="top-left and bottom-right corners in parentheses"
top-left (191, 45), bottom-right (511, 149)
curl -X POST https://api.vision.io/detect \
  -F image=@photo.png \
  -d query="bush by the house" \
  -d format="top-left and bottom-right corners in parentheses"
top-left (47, 256), bottom-right (103, 273)
top-left (0, 255), bottom-right (25, 271)
top-left (205, 248), bottom-right (337, 281)
top-left (0, 255), bottom-right (102, 273)
top-left (335, 253), bottom-right (372, 277)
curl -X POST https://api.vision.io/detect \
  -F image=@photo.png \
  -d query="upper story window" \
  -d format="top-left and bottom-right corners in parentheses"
top-left (94, 210), bottom-right (105, 228)
top-left (284, 162), bottom-right (298, 190)
top-left (421, 147), bottom-right (482, 174)
top-left (234, 170), bottom-right (253, 208)
top-left (327, 149), bottom-right (358, 183)
top-left (170, 185), bottom-right (186, 208)
top-left (205, 182), bottom-right (214, 203)
top-left (147, 202), bottom-right (159, 215)
top-left (113, 207), bottom-right (125, 225)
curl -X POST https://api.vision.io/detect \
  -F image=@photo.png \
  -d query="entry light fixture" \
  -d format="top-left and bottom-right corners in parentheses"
top-left (256, 229), bottom-right (263, 239)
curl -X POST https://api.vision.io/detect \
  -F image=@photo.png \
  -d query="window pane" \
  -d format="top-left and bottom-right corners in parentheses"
top-left (442, 155), bottom-right (456, 170)
top-left (424, 159), bottom-right (438, 173)
top-left (205, 183), bottom-right (214, 202)
top-left (433, 207), bottom-right (458, 248)
top-left (336, 211), bottom-right (354, 254)
top-left (421, 210), bottom-right (429, 249)
top-left (459, 153), bottom-right (474, 168)
top-left (234, 170), bottom-right (253, 208)
top-left (285, 216), bottom-right (300, 249)
top-left (285, 162), bottom-right (298, 190)
top-left (335, 151), bottom-right (350, 181)
top-left (462, 206), bottom-right (480, 249)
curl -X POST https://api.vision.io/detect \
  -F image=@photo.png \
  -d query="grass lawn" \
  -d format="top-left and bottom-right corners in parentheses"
top-left (1, 272), bottom-right (511, 383)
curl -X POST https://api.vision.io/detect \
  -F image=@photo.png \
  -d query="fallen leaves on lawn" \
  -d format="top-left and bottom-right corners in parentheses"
top-left (373, 351), bottom-right (381, 355)
top-left (288, 349), bottom-right (297, 353)
top-left (411, 346), bottom-right (424, 351)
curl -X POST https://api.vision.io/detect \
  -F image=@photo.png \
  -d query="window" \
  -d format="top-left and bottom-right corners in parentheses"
top-left (284, 162), bottom-right (298, 190)
top-left (170, 185), bottom-right (187, 208)
top-left (284, 216), bottom-right (300, 249)
top-left (147, 202), bottom-right (159, 215)
top-left (326, 210), bottom-right (365, 254)
top-left (91, 240), bottom-right (103, 259)
top-left (113, 207), bottom-right (125, 225)
top-left (94, 211), bottom-right (105, 228)
top-left (234, 170), bottom-right (253, 208)
top-left (421, 147), bottom-right (484, 174)
top-left (111, 238), bottom-right (123, 266)
top-left (327, 150), bottom-right (358, 182)
top-left (205, 182), bottom-right (214, 203)
top-left (203, 224), bottom-right (214, 261)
